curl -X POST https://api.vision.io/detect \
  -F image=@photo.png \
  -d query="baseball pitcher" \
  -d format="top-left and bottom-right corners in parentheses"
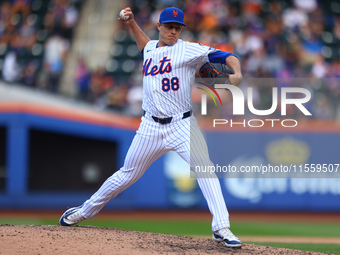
top-left (60, 6), bottom-right (242, 248)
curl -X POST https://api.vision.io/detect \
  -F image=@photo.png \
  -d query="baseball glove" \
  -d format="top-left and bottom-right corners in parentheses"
top-left (199, 62), bottom-right (231, 86)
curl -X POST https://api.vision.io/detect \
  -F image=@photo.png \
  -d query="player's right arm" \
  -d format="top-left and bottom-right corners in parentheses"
top-left (118, 7), bottom-right (150, 52)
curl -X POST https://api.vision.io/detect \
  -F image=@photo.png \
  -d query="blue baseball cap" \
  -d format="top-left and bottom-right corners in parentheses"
top-left (159, 7), bottom-right (186, 26)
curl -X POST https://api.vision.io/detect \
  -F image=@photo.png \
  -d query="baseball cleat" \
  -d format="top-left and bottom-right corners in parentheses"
top-left (59, 205), bottom-right (85, 226)
top-left (213, 228), bottom-right (242, 248)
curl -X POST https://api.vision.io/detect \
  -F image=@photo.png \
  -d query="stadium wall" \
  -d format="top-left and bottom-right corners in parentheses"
top-left (0, 101), bottom-right (339, 211)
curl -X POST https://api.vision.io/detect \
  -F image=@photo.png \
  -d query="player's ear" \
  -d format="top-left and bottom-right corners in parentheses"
top-left (157, 22), bottom-right (162, 31)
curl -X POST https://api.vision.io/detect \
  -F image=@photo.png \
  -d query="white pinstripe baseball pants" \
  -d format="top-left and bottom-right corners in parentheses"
top-left (81, 114), bottom-right (230, 231)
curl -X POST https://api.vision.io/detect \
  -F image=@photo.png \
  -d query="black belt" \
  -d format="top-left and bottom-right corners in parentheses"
top-left (144, 110), bottom-right (192, 124)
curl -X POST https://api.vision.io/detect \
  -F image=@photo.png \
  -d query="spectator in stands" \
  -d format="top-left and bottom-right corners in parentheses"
top-left (332, 16), bottom-right (340, 42)
top-left (311, 55), bottom-right (328, 78)
top-left (282, 3), bottom-right (308, 31)
top-left (88, 66), bottom-right (114, 105)
top-left (10, 0), bottom-right (30, 22)
top-left (74, 55), bottom-right (91, 101)
top-left (2, 50), bottom-right (21, 82)
top-left (0, 2), bottom-right (12, 33)
top-left (62, 0), bottom-right (79, 39)
top-left (36, 63), bottom-right (50, 91)
top-left (329, 59), bottom-right (340, 79)
top-left (43, 33), bottom-right (69, 93)
top-left (21, 60), bottom-right (38, 87)
top-left (293, 0), bottom-right (318, 13)
top-left (105, 84), bottom-right (128, 113)
top-left (125, 78), bottom-right (143, 116)
top-left (44, 0), bottom-right (67, 34)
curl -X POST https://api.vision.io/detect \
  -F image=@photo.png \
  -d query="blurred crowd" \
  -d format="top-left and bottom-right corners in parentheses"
top-left (0, 0), bottom-right (82, 92)
top-left (1, 0), bottom-right (340, 121)
top-left (125, 0), bottom-right (340, 120)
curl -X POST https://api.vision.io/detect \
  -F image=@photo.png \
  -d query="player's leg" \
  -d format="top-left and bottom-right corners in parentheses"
top-left (60, 119), bottom-right (168, 225)
top-left (168, 116), bottom-right (229, 231)
top-left (81, 131), bottom-right (167, 219)
top-left (171, 116), bottom-right (242, 247)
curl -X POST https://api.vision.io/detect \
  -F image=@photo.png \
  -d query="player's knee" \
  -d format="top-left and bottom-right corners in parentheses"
top-left (116, 167), bottom-right (142, 184)
top-left (121, 166), bottom-right (134, 172)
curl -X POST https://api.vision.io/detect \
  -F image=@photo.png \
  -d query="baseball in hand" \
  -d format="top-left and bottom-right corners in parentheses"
top-left (119, 10), bottom-right (130, 20)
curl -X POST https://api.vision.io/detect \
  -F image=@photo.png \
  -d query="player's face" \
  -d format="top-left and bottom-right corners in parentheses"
top-left (157, 22), bottom-right (183, 47)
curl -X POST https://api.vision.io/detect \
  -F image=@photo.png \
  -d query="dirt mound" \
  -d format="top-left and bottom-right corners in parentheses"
top-left (0, 224), bottom-right (327, 255)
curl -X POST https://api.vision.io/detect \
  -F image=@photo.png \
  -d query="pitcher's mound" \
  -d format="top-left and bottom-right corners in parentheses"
top-left (0, 224), bottom-right (325, 254)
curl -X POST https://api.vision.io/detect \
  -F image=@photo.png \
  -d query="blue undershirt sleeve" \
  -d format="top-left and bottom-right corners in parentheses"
top-left (208, 50), bottom-right (237, 64)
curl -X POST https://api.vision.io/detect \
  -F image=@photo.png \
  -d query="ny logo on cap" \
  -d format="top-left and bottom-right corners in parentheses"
top-left (173, 10), bottom-right (178, 17)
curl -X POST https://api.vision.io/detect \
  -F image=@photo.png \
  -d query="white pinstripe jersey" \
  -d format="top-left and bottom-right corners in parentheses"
top-left (79, 43), bottom-right (231, 233)
top-left (142, 39), bottom-right (216, 117)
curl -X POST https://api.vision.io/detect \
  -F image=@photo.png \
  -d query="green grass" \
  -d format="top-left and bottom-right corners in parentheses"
top-left (233, 222), bottom-right (340, 238)
top-left (0, 219), bottom-right (47, 225)
top-left (1, 218), bottom-right (339, 238)
top-left (247, 242), bottom-right (340, 255)
top-left (77, 219), bottom-right (340, 238)
top-left (81, 219), bottom-right (212, 236)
